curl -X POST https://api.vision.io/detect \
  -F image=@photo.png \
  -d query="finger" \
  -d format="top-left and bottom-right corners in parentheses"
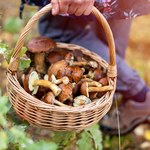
top-left (74, 5), bottom-right (86, 16)
top-left (59, 0), bottom-right (70, 14)
top-left (51, 0), bottom-right (59, 15)
top-left (83, 5), bottom-right (93, 15)
top-left (67, 3), bottom-right (78, 14)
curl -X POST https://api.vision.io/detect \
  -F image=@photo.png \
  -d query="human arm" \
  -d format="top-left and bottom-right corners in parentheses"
top-left (20, 0), bottom-right (150, 19)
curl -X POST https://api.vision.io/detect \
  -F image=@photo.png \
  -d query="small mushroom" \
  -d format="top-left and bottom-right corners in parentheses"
top-left (73, 95), bottom-right (91, 107)
top-left (25, 71), bottom-right (61, 96)
top-left (93, 69), bottom-right (103, 81)
top-left (73, 79), bottom-right (101, 98)
top-left (64, 52), bottom-right (74, 62)
top-left (72, 49), bottom-right (84, 61)
top-left (57, 83), bottom-right (73, 102)
top-left (97, 77), bottom-right (109, 98)
top-left (43, 92), bottom-right (68, 107)
top-left (80, 81), bottom-right (113, 97)
top-left (50, 74), bottom-right (69, 85)
top-left (27, 36), bottom-right (56, 74)
top-left (70, 60), bottom-right (98, 68)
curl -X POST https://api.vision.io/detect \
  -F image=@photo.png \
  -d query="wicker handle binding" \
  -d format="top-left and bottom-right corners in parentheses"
top-left (8, 4), bottom-right (116, 77)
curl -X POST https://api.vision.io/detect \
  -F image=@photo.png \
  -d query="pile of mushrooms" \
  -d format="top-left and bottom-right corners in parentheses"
top-left (21, 36), bottom-right (113, 107)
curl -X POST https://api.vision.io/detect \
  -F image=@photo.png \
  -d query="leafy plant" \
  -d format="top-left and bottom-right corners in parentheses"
top-left (0, 42), bottom-right (31, 71)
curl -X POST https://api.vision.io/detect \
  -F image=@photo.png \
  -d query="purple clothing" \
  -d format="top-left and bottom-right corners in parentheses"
top-left (20, 0), bottom-right (150, 19)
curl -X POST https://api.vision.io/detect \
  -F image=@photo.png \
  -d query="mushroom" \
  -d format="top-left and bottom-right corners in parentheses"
top-left (80, 81), bottom-right (113, 97)
top-left (48, 60), bottom-right (68, 78)
top-left (72, 49), bottom-right (84, 61)
top-left (69, 60), bottom-right (98, 68)
top-left (57, 83), bottom-right (73, 102)
top-left (89, 92), bottom-right (98, 100)
top-left (73, 95), bottom-right (91, 107)
top-left (64, 52), bottom-right (74, 62)
top-left (97, 77), bottom-right (109, 98)
top-left (24, 71), bottom-right (61, 96)
top-left (99, 77), bottom-right (108, 86)
top-left (27, 36), bottom-right (56, 74)
top-left (43, 92), bottom-right (68, 107)
top-left (47, 49), bottom-right (69, 64)
top-left (22, 67), bottom-right (36, 94)
top-left (50, 74), bottom-right (69, 85)
top-left (57, 66), bottom-right (84, 83)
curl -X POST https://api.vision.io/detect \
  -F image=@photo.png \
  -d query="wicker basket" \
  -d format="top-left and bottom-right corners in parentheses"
top-left (7, 4), bottom-right (117, 131)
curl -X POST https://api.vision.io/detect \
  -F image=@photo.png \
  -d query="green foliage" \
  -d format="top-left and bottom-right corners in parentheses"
top-left (77, 124), bottom-right (103, 150)
top-left (0, 42), bottom-right (31, 71)
top-left (86, 124), bottom-right (103, 150)
top-left (3, 17), bottom-right (23, 34)
top-left (77, 130), bottom-right (93, 150)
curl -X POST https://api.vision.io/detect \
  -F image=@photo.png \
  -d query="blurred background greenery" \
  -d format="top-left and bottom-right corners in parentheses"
top-left (0, 0), bottom-right (150, 149)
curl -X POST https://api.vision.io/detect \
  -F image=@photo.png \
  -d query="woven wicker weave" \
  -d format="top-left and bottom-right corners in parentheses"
top-left (7, 4), bottom-right (117, 131)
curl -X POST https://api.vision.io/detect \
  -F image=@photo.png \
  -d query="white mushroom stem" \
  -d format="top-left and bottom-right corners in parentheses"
top-left (81, 78), bottom-right (101, 87)
top-left (33, 80), bottom-right (61, 96)
top-left (44, 74), bottom-right (49, 80)
top-left (34, 53), bottom-right (46, 74)
top-left (83, 70), bottom-right (94, 79)
top-left (51, 74), bottom-right (69, 85)
top-left (70, 61), bottom-right (98, 68)
top-left (88, 81), bottom-right (102, 87)
top-left (54, 99), bottom-right (69, 107)
top-left (88, 85), bottom-right (113, 92)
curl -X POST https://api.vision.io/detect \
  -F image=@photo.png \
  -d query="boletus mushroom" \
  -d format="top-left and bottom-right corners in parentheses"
top-left (80, 81), bottom-right (113, 97)
top-left (27, 36), bottom-right (56, 74)
top-left (57, 83), bottom-right (73, 103)
top-left (43, 92), bottom-right (68, 107)
top-left (56, 66), bottom-right (84, 83)
top-left (48, 60), bottom-right (68, 78)
top-left (24, 71), bottom-right (61, 96)
top-left (73, 95), bottom-right (91, 107)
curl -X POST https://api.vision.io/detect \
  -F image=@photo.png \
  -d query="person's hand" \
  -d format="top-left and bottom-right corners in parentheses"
top-left (51, 0), bottom-right (95, 16)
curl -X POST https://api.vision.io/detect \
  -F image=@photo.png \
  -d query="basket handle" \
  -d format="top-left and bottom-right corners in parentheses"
top-left (8, 4), bottom-right (117, 77)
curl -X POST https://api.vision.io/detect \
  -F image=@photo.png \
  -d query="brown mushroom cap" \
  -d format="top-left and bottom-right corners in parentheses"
top-left (93, 69), bottom-right (103, 81)
top-left (27, 36), bottom-right (56, 53)
top-left (47, 49), bottom-right (69, 64)
top-left (48, 60), bottom-right (68, 78)
top-left (43, 92), bottom-right (55, 104)
top-left (57, 83), bottom-right (73, 102)
top-left (57, 66), bottom-right (83, 83)
top-left (80, 81), bottom-right (89, 97)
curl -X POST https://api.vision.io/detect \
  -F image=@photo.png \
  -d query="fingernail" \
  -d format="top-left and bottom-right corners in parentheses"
top-left (52, 8), bottom-right (56, 15)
